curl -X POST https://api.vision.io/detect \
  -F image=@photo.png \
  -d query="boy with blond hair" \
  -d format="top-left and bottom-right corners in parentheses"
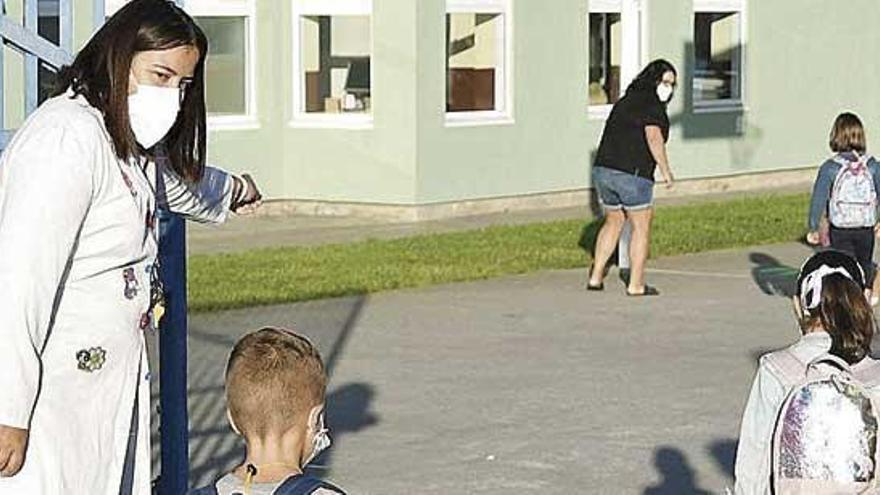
top-left (191, 327), bottom-right (344, 495)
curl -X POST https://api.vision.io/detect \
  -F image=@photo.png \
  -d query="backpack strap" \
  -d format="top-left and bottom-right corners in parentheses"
top-left (854, 359), bottom-right (880, 388)
top-left (806, 353), bottom-right (853, 374)
top-left (763, 349), bottom-right (807, 387)
top-left (832, 152), bottom-right (870, 166)
top-left (832, 154), bottom-right (849, 166)
top-left (274, 474), bottom-right (343, 495)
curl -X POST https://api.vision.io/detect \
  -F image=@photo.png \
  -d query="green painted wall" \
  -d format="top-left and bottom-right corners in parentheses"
top-left (49, 0), bottom-right (880, 206)
top-left (412, 0), bottom-right (880, 204)
top-left (416, 0), bottom-right (591, 204)
top-left (650, 0), bottom-right (880, 182)
top-left (205, 0), bottom-right (419, 204)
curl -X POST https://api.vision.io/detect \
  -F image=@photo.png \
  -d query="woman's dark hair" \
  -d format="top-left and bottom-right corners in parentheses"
top-left (52, 0), bottom-right (208, 183)
top-left (796, 250), bottom-right (875, 364)
top-left (625, 59), bottom-right (677, 95)
top-left (829, 112), bottom-right (867, 154)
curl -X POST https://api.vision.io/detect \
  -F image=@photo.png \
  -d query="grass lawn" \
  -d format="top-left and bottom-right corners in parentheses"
top-left (188, 192), bottom-right (810, 312)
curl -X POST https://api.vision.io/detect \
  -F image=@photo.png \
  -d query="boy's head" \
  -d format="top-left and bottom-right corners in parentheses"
top-left (830, 112), bottom-right (866, 154)
top-left (225, 327), bottom-right (327, 444)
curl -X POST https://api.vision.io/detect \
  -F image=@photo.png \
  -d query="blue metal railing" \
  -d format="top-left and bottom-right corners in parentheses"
top-left (0, 0), bottom-right (74, 147)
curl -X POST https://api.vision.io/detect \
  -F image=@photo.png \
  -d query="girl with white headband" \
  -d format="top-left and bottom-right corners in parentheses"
top-left (733, 250), bottom-right (880, 494)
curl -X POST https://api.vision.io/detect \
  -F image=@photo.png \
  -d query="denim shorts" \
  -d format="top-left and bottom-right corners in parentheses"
top-left (592, 166), bottom-right (654, 211)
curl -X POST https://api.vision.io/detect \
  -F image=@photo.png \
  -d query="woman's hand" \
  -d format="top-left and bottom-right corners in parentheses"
top-left (0, 425), bottom-right (28, 477)
top-left (645, 126), bottom-right (674, 190)
top-left (231, 173), bottom-right (262, 214)
top-left (805, 231), bottom-right (821, 246)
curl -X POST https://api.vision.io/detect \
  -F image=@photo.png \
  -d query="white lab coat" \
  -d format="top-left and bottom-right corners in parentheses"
top-left (0, 92), bottom-right (234, 494)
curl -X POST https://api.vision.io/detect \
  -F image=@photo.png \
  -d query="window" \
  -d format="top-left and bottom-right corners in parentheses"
top-left (185, 0), bottom-right (256, 125)
top-left (195, 16), bottom-right (248, 116)
top-left (693, 0), bottom-right (745, 109)
top-left (588, 0), bottom-right (644, 118)
top-left (445, 0), bottom-right (511, 125)
top-left (588, 11), bottom-right (621, 106)
top-left (291, 0), bottom-right (372, 127)
top-left (105, 1), bottom-right (256, 126)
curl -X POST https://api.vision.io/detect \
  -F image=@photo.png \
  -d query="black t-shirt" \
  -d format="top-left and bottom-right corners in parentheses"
top-left (594, 89), bottom-right (669, 181)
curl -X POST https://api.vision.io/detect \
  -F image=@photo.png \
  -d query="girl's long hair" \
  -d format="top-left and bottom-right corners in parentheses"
top-left (797, 250), bottom-right (875, 364)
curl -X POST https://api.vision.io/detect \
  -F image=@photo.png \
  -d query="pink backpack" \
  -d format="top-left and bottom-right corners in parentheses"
top-left (766, 350), bottom-right (880, 494)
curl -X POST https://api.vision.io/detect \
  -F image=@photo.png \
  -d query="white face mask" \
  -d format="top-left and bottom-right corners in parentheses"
top-left (128, 79), bottom-right (181, 149)
top-left (303, 412), bottom-right (331, 467)
top-left (656, 83), bottom-right (674, 103)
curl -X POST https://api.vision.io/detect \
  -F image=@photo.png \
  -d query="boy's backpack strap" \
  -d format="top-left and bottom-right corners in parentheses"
top-left (275, 474), bottom-right (345, 495)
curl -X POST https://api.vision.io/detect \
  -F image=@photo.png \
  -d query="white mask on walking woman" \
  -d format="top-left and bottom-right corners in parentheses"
top-left (656, 82), bottom-right (674, 103)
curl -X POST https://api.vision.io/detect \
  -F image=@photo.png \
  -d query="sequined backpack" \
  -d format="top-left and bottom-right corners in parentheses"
top-left (768, 351), bottom-right (880, 494)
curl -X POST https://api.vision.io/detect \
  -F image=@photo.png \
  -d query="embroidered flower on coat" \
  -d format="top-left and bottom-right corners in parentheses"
top-left (76, 347), bottom-right (107, 372)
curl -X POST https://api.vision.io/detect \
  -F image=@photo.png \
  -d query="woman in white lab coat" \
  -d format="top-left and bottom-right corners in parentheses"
top-left (0, 1), bottom-right (260, 493)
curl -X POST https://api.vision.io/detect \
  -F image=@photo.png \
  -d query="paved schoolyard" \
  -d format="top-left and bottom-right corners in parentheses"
top-left (166, 240), bottom-right (834, 494)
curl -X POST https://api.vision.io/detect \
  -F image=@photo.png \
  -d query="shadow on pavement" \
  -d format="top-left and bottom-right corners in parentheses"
top-left (708, 438), bottom-right (738, 479)
top-left (578, 218), bottom-right (604, 259)
top-left (643, 447), bottom-right (714, 495)
top-left (307, 382), bottom-right (380, 480)
top-left (749, 252), bottom-right (799, 298)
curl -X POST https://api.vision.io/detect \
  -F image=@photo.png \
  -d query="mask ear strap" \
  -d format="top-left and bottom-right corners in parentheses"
top-left (308, 405), bottom-right (324, 433)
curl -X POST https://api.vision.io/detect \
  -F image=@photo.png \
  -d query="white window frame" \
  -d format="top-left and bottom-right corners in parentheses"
top-left (444, 0), bottom-right (514, 127)
top-left (587, 0), bottom-right (646, 121)
top-left (107, 1), bottom-right (259, 129)
top-left (289, 0), bottom-right (373, 129)
top-left (181, 0), bottom-right (259, 130)
top-left (692, 0), bottom-right (746, 113)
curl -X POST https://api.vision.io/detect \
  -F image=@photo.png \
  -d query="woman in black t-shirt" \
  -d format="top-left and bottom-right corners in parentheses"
top-left (587, 59), bottom-right (677, 296)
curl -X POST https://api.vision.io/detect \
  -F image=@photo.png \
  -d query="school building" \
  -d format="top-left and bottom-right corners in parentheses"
top-left (5, 0), bottom-right (880, 220)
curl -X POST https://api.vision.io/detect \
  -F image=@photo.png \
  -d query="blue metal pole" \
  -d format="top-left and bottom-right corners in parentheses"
top-left (158, 210), bottom-right (189, 495)
top-left (158, 5), bottom-right (189, 493)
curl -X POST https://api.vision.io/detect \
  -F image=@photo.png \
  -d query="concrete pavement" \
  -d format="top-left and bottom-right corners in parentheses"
top-left (171, 241), bottom-right (825, 494)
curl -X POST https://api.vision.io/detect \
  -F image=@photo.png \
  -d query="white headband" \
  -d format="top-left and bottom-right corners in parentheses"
top-left (799, 264), bottom-right (855, 313)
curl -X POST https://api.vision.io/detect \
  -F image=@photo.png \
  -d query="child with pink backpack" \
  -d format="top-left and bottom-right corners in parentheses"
top-left (734, 250), bottom-right (880, 494)
top-left (806, 112), bottom-right (880, 304)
